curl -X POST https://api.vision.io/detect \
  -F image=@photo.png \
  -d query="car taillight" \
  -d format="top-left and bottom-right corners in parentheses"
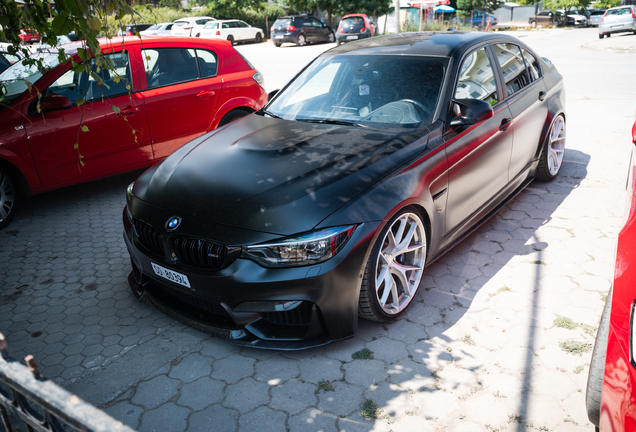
top-left (632, 8), bottom-right (635, 18)
top-left (601, 11), bottom-right (608, 23)
top-left (270, 26), bottom-right (275, 32)
top-left (216, 31), bottom-right (220, 35)
top-left (339, 28), bottom-right (344, 33)
top-left (126, 31), bottom-right (134, 36)
top-left (184, 26), bottom-right (192, 30)
top-left (286, 25), bottom-right (296, 31)
top-left (360, 27), bottom-right (366, 32)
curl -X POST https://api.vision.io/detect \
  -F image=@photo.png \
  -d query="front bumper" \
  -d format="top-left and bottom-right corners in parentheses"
top-left (123, 203), bottom-right (381, 349)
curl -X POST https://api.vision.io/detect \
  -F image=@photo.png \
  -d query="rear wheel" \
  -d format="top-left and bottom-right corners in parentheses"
top-left (218, 109), bottom-right (251, 127)
top-left (536, 114), bottom-right (565, 181)
top-left (227, 35), bottom-right (234, 46)
top-left (607, 33), bottom-right (611, 37)
top-left (296, 33), bottom-right (306, 46)
top-left (359, 207), bottom-right (427, 322)
top-left (328, 32), bottom-right (335, 43)
top-left (0, 164), bottom-right (19, 230)
top-left (586, 288), bottom-right (612, 427)
top-left (274, 42), bottom-right (281, 47)
top-left (599, 33), bottom-right (604, 39)
top-left (255, 32), bottom-right (262, 43)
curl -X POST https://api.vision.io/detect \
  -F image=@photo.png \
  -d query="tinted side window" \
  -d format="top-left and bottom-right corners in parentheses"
top-left (143, 48), bottom-right (200, 88)
top-left (493, 43), bottom-right (530, 98)
top-left (195, 49), bottom-right (218, 78)
top-left (455, 47), bottom-right (498, 105)
top-left (519, 46), bottom-right (540, 82)
top-left (238, 21), bottom-right (249, 28)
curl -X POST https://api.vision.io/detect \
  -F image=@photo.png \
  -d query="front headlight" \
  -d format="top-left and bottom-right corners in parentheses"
top-left (125, 182), bottom-right (134, 222)
top-left (242, 225), bottom-right (357, 268)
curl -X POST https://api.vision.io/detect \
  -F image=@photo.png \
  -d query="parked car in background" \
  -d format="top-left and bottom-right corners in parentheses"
top-left (171, 17), bottom-right (216, 37)
top-left (271, 15), bottom-right (335, 47)
top-left (198, 20), bottom-right (264, 45)
top-left (123, 32), bottom-right (565, 349)
top-left (586, 110), bottom-right (636, 432)
top-left (140, 23), bottom-right (175, 36)
top-left (117, 24), bottom-right (153, 36)
top-left (0, 36), bottom-right (267, 230)
top-left (528, 10), bottom-right (564, 26)
top-left (453, 11), bottom-right (498, 27)
top-left (0, 43), bottom-right (24, 73)
top-left (336, 14), bottom-right (375, 45)
top-left (589, 9), bottom-right (607, 26)
top-left (35, 35), bottom-right (72, 53)
top-left (558, 10), bottom-right (589, 26)
top-left (598, 5), bottom-right (636, 38)
top-left (19, 29), bottom-right (40, 44)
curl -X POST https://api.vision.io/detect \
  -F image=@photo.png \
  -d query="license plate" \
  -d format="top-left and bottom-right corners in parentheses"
top-left (611, 25), bottom-right (623, 28)
top-left (346, 35), bottom-right (358, 40)
top-left (275, 35), bottom-right (284, 39)
top-left (151, 263), bottom-right (191, 288)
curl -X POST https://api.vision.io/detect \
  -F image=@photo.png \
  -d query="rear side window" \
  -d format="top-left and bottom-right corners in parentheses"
top-left (173, 21), bottom-right (188, 28)
top-left (493, 43), bottom-right (530, 98)
top-left (142, 48), bottom-right (218, 89)
top-left (519, 46), bottom-right (540, 82)
top-left (204, 22), bottom-right (218, 29)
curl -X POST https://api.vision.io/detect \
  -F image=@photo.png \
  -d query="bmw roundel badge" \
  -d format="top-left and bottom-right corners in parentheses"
top-left (166, 216), bottom-right (182, 231)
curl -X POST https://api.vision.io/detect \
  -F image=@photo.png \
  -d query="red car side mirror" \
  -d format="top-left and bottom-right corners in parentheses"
top-left (632, 121), bottom-right (636, 144)
top-left (40, 94), bottom-right (72, 112)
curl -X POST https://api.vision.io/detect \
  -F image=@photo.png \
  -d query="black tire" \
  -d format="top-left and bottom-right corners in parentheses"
top-left (296, 33), bottom-right (306, 46)
top-left (536, 115), bottom-right (565, 182)
top-left (255, 32), bottom-right (262, 43)
top-left (607, 33), bottom-right (611, 37)
top-left (218, 109), bottom-right (251, 127)
top-left (599, 34), bottom-right (604, 39)
top-left (274, 42), bottom-right (282, 47)
top-left (328, 32), bottom-right (335, 43)
top-left (359, 206), bottom-right (428, 322)
top-left (227, 35), bottom-right (234, 46)
top-left (0, 163), bottom-right (19, 230)
top-left (586, 288), bottom-right (612, 427)
top-left (337, 41), bottom-right (342, 46)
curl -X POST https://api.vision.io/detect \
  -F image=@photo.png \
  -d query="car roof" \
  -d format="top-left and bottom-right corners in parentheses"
top-left (325, 31), bottom-right (518, 58)
top-left (342, 14), bottom-right (368, 18)
top-left (57, 36), bottom-right (231, 56)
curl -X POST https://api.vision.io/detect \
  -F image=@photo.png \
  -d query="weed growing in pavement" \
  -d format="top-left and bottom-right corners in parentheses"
top-left (581, 324), bottom-right (597, 336)
top-left (601, 292), bottom-right (608, 302)
top-left (574, 363), bottom-right (589, 374)
top-left (351, 348), bottom-right (374, 360)
top-left (508, 414), bottom-right (523, 423)
top-left (316, 380), bottom-right (334, 393)
top-left (360, 399), bottom-right (382, 419)
top-left (461, 335), bottom-right (476, 346)
top-left (489, 286), bottom-right (511, 297)
top-left (564, 416), bottom-right (578, 425)
top-left (559, 341), bottom-right (592, 356)
top-left (554, 316), bottom-right (578, 330)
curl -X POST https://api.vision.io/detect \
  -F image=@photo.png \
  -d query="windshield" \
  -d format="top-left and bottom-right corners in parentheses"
top-left (0, 53), bottom-right (61, 106)
top-left (265, 54), bottom-right (445, 129)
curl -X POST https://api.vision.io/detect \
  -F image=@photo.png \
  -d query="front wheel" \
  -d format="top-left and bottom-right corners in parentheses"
top-left (296, 34), bottom-right (306, 46)
top-left (0, 164), bottom-right (19, 230)
top-left (255, 32), bottom-right (262, 43)
top-left (586, 288), bottom-right (612, 427)
top-left (218, 109), bottom-right (251, 127)
top-left (532, 20), bottom-right (537, 27)
top-left (536, 115), bottom-right (566, 181)
top-left (359, 207), bottom-right (427, 322)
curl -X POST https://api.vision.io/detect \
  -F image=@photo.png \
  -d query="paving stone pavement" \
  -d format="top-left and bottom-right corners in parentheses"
top-left (1, 27), bottom-right (635, 431)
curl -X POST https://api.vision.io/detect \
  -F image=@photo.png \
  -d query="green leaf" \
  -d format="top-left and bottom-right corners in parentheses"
top-left (72, 63), bottom-right (86, 74)
top-left (73, 143), bottom-right (78, 149)
top-left (81, 125), bottom-right (89, 132)
top-left (106, 3), bottom-right (114, 14)
top-left (88, 17), bottom-right (102, 31)
top-left (76, 98), bottom-right (85, 106)
top-left (112, 106), bottom-right (121, 114)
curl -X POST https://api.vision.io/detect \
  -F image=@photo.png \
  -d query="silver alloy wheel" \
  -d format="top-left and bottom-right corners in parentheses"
top-left (328, 32), bottom-right (335, 43)
top-left (0, 171), bottom-right (15, 222)
top-left (374, 212), bottom-right (426, 315)
top-left (297, 34), bottom-right (306, 46)
top-left (548, 115), bottom-right (566, 176)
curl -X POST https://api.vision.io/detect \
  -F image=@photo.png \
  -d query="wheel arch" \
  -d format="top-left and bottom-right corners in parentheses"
top-left (0, 152), bottom-right (38, 196)
top-left (210, 100), bottom-right (258, 130)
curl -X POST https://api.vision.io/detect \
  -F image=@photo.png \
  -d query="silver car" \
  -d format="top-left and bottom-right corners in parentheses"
top-left (589, 9), bottom-right (606, 27)
top-left (598, 5), bottom-right (636, 38)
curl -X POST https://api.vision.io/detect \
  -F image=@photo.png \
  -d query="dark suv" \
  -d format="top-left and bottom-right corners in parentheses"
top-left (271, 16), bottom-right (335, 47)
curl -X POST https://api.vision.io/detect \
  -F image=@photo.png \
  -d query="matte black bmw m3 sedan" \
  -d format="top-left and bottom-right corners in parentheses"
top-left (123, 32), bottom-right (565, 349)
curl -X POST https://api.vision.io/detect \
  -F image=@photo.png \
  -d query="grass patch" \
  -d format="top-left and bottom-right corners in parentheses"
top-left (559, 341), bottom-right (592, 356)
top-left (553, 316), bottom-right (578, 330)
top-left (360, 399), bottom-right (382, 419)
top-left (461, 335), bottom-right (476, 346)
top-left (601, 292), bottom-right (608, 302)
top-left (317, 380), bottom-right (334, 393)
top-left (489, 286), bottom-right (511, 297)
top-left (581, 324), bottom-right (596, 336)
top-left (351, 348), bottom-right (374, 360)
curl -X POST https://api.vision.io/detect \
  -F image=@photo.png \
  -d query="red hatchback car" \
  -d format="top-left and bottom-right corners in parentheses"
top-left (586, 112), bottom-right (636, 431)
top-left (0, 36), bottom-right (267, 229)
top-left (19, 29), bottom-right (40, 44)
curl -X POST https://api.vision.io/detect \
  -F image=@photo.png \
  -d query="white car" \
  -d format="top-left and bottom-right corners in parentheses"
top-left (558, 10), bottom-right (589, 25)
top-left (0, 42), bottom-right (25, 73)
top-left (171, 17), bottom-right (216, 37)
top-left (35, 35), bottom-right (72, 53)
top-left (140, 23), bottom-right (175, 36)
top-left (198, 20), bottom-right (264, 44)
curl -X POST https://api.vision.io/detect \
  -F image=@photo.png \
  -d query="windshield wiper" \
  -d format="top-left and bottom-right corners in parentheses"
top-left (296, 118), bottom-right (367, 127)
top-left (260, 109), bottom-right (282, 119)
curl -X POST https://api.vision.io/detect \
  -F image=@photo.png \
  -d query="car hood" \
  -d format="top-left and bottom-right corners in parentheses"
top-left (134, 114), bottom-right (429, 236)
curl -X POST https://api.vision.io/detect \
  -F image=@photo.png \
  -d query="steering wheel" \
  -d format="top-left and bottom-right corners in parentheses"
top-left (398, 99), bottom-right (431, 119)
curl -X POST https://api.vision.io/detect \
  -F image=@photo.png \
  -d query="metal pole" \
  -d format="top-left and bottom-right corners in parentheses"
top-left (395, 0), bottom-right (400, 33)
top-left (419, 1), bottom-right (423, 31)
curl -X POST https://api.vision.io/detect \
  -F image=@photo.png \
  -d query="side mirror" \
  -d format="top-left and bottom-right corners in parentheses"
top-left (40, 94), bottom-right (72, 112)
top-left (631, 121), bottom-right (635, 145)
top-left (267, 89), bottom-right (279, 101)
top-left (450, 98), bottom-right (494, 127)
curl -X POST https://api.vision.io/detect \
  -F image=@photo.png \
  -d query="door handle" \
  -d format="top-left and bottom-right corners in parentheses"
top-left (120, 106), bottom-right (139, 116)
top-left (499, 118), bottom-right (512, 132)
top-left (538, 91), bottom-right (546, 101)
top-left (196, 90), bottom-right (215, 99)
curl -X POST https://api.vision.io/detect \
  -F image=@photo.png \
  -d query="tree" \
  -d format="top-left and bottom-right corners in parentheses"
top-left (591, 0), bottom-right (619, 8)
top-left (456, 0), bottom-right (503, 13)
top-left (282, 0), bottom-right (390, 27)
top-left (542, 0), bottom-right (591, 13)
top-left (195, 0), bottom-right (266, 18)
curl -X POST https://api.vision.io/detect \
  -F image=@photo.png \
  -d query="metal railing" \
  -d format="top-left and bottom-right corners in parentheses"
top-left (0, 332), bottom-right (136, 432)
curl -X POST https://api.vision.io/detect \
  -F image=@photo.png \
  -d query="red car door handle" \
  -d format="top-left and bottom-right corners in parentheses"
top-left (196, 90), bottom-right (215, 99)
top-left (539, 91), bottom-right (546, 101)
top-left (120, 106), bottom-right (139, 116)
top-left (499, 118), bottom-right (512, 132)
